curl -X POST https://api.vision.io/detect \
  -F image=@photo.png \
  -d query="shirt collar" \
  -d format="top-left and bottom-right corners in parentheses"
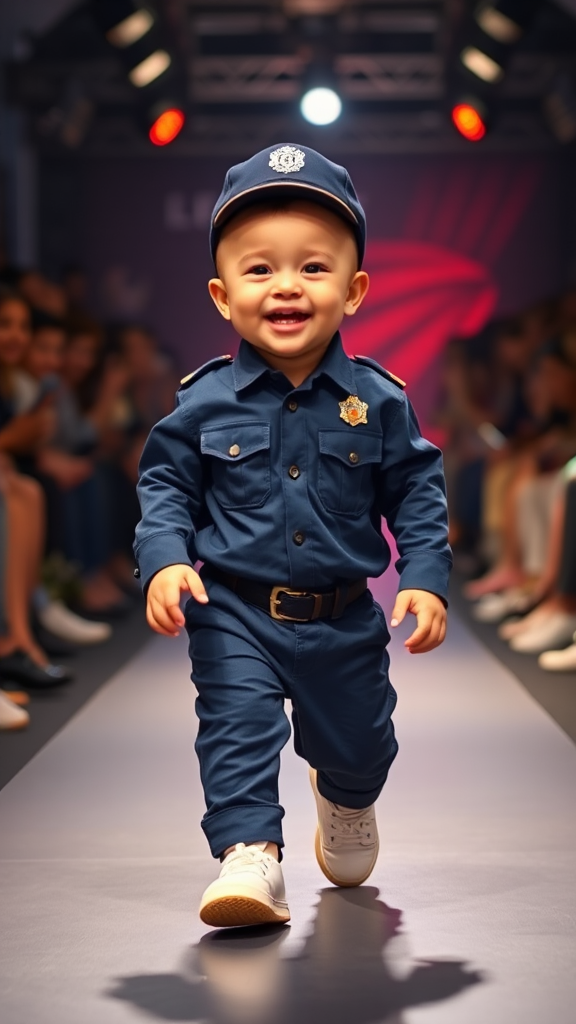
top-left (233, 332), bottom-right (355, 393)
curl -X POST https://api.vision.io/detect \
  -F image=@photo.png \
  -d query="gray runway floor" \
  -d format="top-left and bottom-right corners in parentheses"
top-left (1, 573), bottom-right (576, 1024)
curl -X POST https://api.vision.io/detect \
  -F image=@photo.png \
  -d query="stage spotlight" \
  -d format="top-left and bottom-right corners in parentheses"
top-left (475, 5), bottom-right (521, 44)
top-left (300, 86), bottom-right (342, 125)
top-left (106, 8), bottom-right (154, 48)
top-left (474, 1), bottom-right (541, 42)
top-left (149, 106), bottom-right (185, 146)
top-left (129, 49), bottom-right (171, 88)
top-left (451, 100), bottom-right (487, 141)
top-left (460, 45), bottom-right (504, 83)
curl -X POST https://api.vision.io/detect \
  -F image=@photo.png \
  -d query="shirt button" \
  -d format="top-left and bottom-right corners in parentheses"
top-left (229, 444), bottom-right (241, 457)
top-left (292, 531), bottom-right (305, 545)
top-left (133, 567), bottom-right (141, 579)
top-left (349, 452), bottom-right (359, 464)
top-left (288, 400), bottom-right (298, 412)
top-left (288, 465), bottom-right (300, 479)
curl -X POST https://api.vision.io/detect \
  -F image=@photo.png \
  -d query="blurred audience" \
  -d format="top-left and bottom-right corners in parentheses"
top-left (0, 265), bottom-right (179, 731)
top-left (435, 291), bottom-right (576, 673)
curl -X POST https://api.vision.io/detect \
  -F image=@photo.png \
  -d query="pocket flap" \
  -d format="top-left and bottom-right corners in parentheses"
top-left (201, 422), bottom-right (270, 461)
top-left (319, 429), bottom-right (382, 467)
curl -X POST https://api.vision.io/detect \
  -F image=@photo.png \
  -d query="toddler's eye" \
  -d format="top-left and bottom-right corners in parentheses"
top-left (303, 263), bottom-right (325, 274)
top-left (249, 265), bottom-right (271, 275)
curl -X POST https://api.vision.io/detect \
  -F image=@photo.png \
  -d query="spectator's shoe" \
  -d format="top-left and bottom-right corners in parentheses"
top-left (538, 637), bottom-right (576, 671)
top-left (0, 650), bottom-right (73, 688)
top-left (509, 613), bottom-right (576, 654)
top-left (0, 690), bottom-right (30, 730)
top-left (310, 768), bottom-right (379, 887)
top-left (38, 600), bottom-right (112, 645)
top-left (199, 843), bottom-right (290, 928)
top-left (472, 588), bottom-right (534, 624)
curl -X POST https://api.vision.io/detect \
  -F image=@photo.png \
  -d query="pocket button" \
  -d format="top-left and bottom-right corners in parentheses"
top-left (349, 452), bottom-right (359, 464)
top-left (229, 444), bottom-right (241, 457)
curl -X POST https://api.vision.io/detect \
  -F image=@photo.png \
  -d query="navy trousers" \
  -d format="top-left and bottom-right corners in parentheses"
top-left (185, 574), bottom-right (398, 858)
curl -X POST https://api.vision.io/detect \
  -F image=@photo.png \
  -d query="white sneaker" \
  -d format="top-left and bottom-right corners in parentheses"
top-left (38, 600), bottom-right (112, 645)
top-left (538, 639), bottom-right (576, 672)
top-left (509, 613), bottom-right (576, 653)
top-left (0, 690), bottom-right (30, 730)
top-left (310, 768), bottom-right (379, 887)
top-left (199, 843), bottom-right (290, 928)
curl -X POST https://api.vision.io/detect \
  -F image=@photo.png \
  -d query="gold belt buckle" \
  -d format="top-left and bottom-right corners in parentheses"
top-left (270, 586), bottom-right (322, 622)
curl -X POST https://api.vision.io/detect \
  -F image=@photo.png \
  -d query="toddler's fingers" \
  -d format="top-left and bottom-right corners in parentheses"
top-left (406, 614), bottom-right (445, 653)
top-left (146, 601), bottom-right (180, 637)
top-left (183, 569), bottom-right (209, 604)
top-left (404, 610), bottom-right (434, 649)
top-left (158, 580), bottom-right (187, 627)
top-left (390, 590), bottom-right (412, 627)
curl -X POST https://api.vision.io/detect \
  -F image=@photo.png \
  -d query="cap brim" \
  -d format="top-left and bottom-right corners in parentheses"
top-left (213, 180), bottom-right (359, 232)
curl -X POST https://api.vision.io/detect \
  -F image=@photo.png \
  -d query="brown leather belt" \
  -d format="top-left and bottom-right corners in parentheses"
top-left (204, 566), bottom-right (367, 622)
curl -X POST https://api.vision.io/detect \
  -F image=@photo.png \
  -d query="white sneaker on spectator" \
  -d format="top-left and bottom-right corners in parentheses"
top-left (472, 588), bottom-right (533, 623)
top-left (310, 768), bottom-right (379, 887)
top-left (538, 638), bottom-right (576, 671)
top-left (509, 613), bottom-right (576, 654)
top-left (0, 690), bottom-right (30, 730)
top-left (498, 602), bottom-right (549, 641)
top-left (38, 600), bottom-right (112, 645)
top-left (199, 843), bottom-right (290, 928)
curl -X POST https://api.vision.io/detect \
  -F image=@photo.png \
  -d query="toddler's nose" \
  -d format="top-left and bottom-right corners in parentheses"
top-left (272, 273), bottom-right (302, 297)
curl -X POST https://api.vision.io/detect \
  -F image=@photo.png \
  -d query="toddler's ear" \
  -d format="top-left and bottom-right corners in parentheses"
top-left (344, 271), bottom-right (370, 317)
top-left (208, 278), bottom-right (231, 320)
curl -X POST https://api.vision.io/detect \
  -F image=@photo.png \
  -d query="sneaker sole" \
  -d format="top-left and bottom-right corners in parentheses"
top-left (199, 885), bottom-right (290, 928)
top-left (310, 768), bottom-right (379, 888)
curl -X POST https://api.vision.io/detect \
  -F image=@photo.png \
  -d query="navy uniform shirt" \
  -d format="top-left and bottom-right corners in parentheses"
top-left (134, 333), bottom-right (452, 599)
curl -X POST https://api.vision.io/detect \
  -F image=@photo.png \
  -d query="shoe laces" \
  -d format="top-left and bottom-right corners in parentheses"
top-left (221, 843), bottom-right (272, 878)
top-left (327, 804), bottom-right (376, 848)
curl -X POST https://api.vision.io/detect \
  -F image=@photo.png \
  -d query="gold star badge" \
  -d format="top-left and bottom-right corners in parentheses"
top-left (339, 395), bottom-right (368, 426)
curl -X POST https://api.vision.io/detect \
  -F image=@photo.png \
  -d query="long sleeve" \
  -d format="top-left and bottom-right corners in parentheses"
top-left (134, 402), bottom-right (204, 591)
top-left (377, 393), bottom-right (452, 602)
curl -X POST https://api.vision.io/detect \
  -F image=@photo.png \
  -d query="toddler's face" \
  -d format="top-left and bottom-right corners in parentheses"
top-left (209, 201), bottom-right (368, 374)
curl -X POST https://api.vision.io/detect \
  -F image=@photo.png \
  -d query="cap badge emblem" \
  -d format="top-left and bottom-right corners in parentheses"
top-left (339, 395), bottom-right (368, 427)
top-left (269, 146), bottom-right (305, 175)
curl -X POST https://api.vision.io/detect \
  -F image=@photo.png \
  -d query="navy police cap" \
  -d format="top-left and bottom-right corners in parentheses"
top-left (210, 143), bottom-right (366, 266)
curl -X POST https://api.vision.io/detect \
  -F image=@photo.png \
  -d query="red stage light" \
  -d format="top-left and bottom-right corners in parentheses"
top-left (149, 108), bottom-right (185, 146)
top-left (451, 103), bottom-right (487, 142)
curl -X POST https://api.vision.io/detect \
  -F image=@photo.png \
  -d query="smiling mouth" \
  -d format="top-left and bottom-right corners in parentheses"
top-left (265, 311), bottom-right (311, 325)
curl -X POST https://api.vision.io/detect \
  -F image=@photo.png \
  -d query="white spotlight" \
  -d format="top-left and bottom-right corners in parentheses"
top-left (461, 45), bottom-right (504, 84)
top-left (129, 50), bottom-right (171, 88)
top-left (107, 9), bottom-right (154, 48)
top-left (300, 87), bottom-right (342, 126)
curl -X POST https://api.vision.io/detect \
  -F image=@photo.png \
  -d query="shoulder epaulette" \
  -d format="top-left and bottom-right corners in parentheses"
top-left (179, 354), bottom-right (233, 390)
top-left (353, 354), bottom-right (406, 390)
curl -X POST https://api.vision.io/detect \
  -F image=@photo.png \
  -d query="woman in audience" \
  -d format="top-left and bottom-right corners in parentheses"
top-left (0, 291), bottom-right (73, 688)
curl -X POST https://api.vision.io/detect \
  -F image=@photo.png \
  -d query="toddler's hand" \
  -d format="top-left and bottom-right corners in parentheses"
top-left (390, 589), bottom-right (446, 654)
top-left (146, 564), bottom-right (208, 637)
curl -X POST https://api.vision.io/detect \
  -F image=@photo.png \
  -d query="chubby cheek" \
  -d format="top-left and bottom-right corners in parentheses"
top-left (230, 287), bottom-right (266, 323)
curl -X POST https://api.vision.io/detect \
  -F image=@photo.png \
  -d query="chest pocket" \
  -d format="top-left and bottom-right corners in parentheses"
top-left (201, 422), bottom-right (271, 510)
top-left (318, 429), bottom-right (382, 516)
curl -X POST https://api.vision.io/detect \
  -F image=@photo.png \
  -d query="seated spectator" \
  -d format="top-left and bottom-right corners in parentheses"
top-left (21, 319), bottom-right (131, 615)
top-left (0, 293), bottom-right (109, 689)
top-left (465, 334), bottom-right (576, 599)
top-left (0, 291), bottom-right (73, 687)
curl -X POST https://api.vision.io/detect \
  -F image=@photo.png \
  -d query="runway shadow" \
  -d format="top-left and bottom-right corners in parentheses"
top-left (108, 887), bottom-right (483, 1023)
